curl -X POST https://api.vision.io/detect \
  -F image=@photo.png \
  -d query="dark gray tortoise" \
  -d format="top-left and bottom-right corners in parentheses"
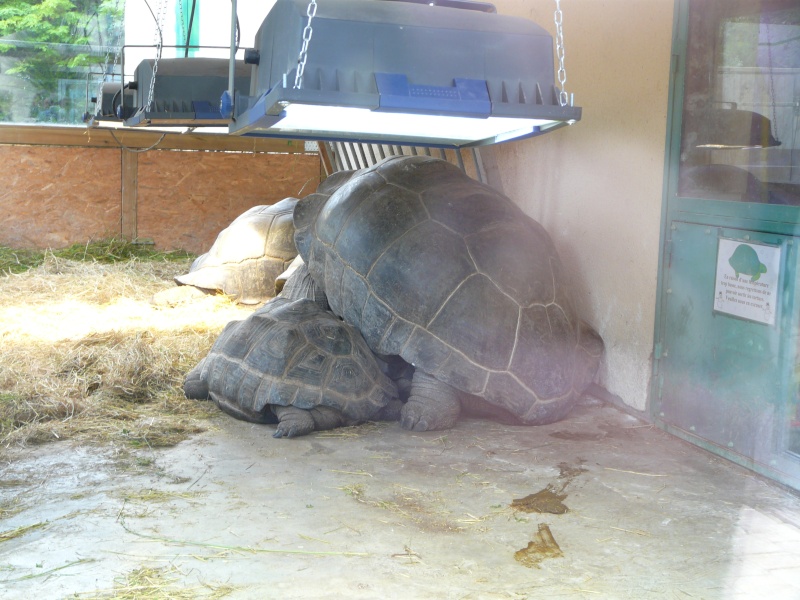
top-left (294, 155), bottom-right (604, 432)
top-left (174, 197), bottom-right (299, 304)
top-left (184, 262), bottom-right (399, 438)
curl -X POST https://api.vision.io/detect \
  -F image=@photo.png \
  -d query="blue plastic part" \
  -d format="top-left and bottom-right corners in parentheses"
top-left (192, 100), bottom-right (224, 120)
top-left (219, 90), bottom-right (234, 119)
top-left (375, 73), bottom-right (491, 117)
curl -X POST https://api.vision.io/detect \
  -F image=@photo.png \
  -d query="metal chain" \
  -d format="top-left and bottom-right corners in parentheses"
top-left (293, 0), bottom-right (318, 89)
top-left (554, 0), bottom-right (568, 107)
top-left (178, 0), bottom-right (186, 46)
top-left (146, 0), bottom-right (169, 112)
top-left (95, 45), bottom-right (119, 115)
top-left (94, 1), bottom-right (123, 117)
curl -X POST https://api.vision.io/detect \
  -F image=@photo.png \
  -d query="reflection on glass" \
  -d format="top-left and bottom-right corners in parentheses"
top-left (0, 0), bottom-right (124, 125)
top-left (678, 0), bottom-right (799, 205)
top-left (791, 395), bottom-right (800, 456)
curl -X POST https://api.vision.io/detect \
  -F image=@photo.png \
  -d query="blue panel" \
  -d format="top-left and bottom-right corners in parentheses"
top-left (375, 73), bottom-right (491, 117)
top-left (192, 101), bottom-right (223, 121)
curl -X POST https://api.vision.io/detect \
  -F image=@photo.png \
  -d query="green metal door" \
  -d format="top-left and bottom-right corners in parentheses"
top-left (655, 219), bottom-right (800, 486)
top-left (654, 0), bottom-right (800, 489)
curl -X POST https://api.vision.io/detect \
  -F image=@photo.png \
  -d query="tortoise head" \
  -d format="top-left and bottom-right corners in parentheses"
top-left (293, 170), bottom-right (356, 261)
top-left (293, 192), bottom-right (328, 261)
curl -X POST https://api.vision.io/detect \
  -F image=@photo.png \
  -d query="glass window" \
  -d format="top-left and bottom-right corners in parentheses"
top-left (678, 0), bottom-right (800, 205)
top-left (0, 0), bottom-right (124, 125)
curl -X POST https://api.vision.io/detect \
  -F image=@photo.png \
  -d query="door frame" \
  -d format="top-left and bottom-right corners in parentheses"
top-left (652, 0), bottom-right (800, 490)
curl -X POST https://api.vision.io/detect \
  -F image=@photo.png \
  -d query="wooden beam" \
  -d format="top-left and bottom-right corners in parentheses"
top-left (0, 124), bottom-right (313, 154)
top-left (318, 142), bottom-right (335, 177)
top-left (120, 150), bottom-right (138, 240)
top-left (476, 145), bottom-right (506, 195)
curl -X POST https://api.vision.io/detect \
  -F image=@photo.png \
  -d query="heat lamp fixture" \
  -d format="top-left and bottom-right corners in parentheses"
top-left (228, 0), bottom-right (580, 147)
top-left (90, 0), bottom-right (581, 148)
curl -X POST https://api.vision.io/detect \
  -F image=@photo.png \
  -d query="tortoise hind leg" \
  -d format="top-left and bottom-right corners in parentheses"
top-left (400, 371), bottom-right (461, 432)
top-left (272, 405), bottom-right (348, 438)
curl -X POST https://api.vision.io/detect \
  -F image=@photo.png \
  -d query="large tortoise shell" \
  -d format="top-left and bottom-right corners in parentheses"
top-left (175, 198), bottom-right (299, 304)
top-left (295, 155), bottom-right (602, 424)
top-left (200, 297), bottom-right (398, 421)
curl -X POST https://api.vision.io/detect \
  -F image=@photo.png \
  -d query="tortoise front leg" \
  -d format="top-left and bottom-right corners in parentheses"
top-left (183, 358), bottom-right (209, 400)
top-left (272, 405), bottom-right (348, 438)
top-left (400, 371), bottom-right (461, 432)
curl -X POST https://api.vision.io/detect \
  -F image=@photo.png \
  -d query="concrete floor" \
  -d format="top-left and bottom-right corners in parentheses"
top-left (2, 396), bottom-right (800, 599)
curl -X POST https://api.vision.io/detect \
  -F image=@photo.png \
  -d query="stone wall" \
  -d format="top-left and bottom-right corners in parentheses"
top-left (0, 144), bottom-right (321, 255)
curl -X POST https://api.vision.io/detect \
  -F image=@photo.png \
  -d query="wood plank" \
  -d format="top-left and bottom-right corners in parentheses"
top-left (120, 150), bottom-right (138, 240)
top-left (0, 124), bottom-right (313, 154)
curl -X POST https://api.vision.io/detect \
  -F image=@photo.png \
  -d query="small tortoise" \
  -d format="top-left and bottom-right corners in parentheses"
top-left (294, 155), bottom-right (604, 431)
top-left (184, 262), bottom-right (399, 438)
top-left (174, 197), bottom-right (299, 304)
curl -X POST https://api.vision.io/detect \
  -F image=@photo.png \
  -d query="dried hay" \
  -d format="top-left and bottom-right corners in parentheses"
top-left (0, 521), bottom-right (47, 543)
top-left (339, 483), bottom-right (463, 532)
top-left (75, 565), bottom-right (236, 599)
top-left (0, 241), bottom-right (254, 456)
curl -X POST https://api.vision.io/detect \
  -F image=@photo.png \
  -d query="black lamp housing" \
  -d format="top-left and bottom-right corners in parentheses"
top-left (230, 0), bottom-right (581, 147)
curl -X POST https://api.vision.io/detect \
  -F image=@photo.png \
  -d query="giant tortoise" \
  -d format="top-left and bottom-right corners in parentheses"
top-left (184, 261), bottom-right (399, 437)
top-left (294, 155), bottom-right (604, 432)
top-left (174, 198), bottom-right (299, 304)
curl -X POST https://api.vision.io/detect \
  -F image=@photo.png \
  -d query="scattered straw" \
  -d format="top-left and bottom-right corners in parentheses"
top-left (391, 545), bottom-right (422, 564)
top-left (338, 483), bottom-right (462, 532)
top-left (0, 521), bottom-right (47, 542)
top-left (604, 467), bottom-right (668, 477)
top-left (315, 421), bottom-right (387, 438)
top-left (609, 526), bottom-right (651, 537)
top-left (74, 565), bottom-right (235, 599)
top-left (120, 519), bottom-right (368, 557)
top-left (0, 239), bottom-right (192, 276)
top-left (0, 558), bottom-right (95, 583)
top-left (117, 489), bottom-right (206, 504)
top-left (0, 243), bottom-right (255, 455)
top-left (330, 469), bottom-right (373, 477)
top-left (298, 533), bottom-right (332, 545)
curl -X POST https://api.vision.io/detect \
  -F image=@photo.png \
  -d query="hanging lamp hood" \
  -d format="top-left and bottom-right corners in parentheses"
top-left (228, 0), bottom-right (581, 147)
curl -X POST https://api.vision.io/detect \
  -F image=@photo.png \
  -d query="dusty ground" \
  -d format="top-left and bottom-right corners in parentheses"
top-left (2, 396), bottom-right (800, 599)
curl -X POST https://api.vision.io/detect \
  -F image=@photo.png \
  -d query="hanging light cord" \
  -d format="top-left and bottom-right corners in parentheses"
top-left (554, 0), bottom-right (569, 107)
top-left (293, 0), bottom-right (318, 89)
top-left (765, 21), bottom-right (781, 144)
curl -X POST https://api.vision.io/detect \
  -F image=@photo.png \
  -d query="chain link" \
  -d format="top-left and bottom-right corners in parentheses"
top-left (293, 0), bottom-right (318, 89)
top-left (146, 0), bottom-right (169, 112)
top-left (554, 0), bottom-right (568, 107)
top-left (94, 0), bottom-right (123, 117)
top-left (95, 44), bottom-right (120, 115)
top-left (178, 0), bottom-right (186, 47)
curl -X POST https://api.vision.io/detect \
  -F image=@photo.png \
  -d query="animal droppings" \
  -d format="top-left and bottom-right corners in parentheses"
top-left (511, 485), bottom-right (568, 514)
top-left (514, 523), bottom-right (563, 568)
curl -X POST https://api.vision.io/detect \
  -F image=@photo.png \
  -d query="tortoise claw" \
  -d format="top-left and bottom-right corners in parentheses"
top-left (400, 372), bottom-right (461, 431)
top-left (273, 406), bottom-right (316, 438)
top-left (400, 400), bottom-right (455, 432)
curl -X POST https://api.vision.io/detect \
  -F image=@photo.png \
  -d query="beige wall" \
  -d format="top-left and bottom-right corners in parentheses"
top-left (486, 0), bottom-right (675, 411)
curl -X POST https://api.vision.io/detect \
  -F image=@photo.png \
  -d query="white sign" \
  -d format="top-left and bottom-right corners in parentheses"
top-left (713, 238), bottom-right (781, 325)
